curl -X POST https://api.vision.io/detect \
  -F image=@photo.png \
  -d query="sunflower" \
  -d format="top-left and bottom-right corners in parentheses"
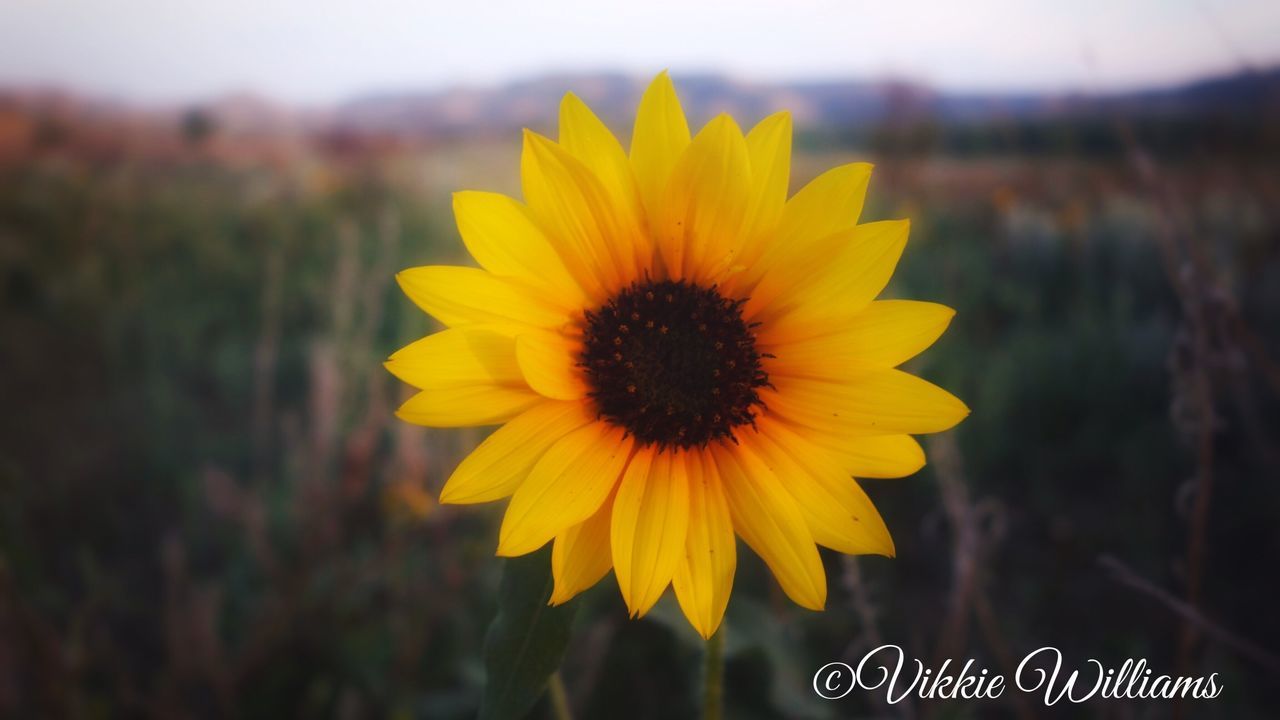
top-left (388, 72), bottom-right (968, 638)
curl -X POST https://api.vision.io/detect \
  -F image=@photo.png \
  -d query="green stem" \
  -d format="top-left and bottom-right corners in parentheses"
top-left (547, 671), bottom-right (573, 720)
top-left (702, 627), bottom-right (725, 720)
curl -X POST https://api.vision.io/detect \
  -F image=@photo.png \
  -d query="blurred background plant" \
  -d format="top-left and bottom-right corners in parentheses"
top-left (2, 46), bottom-right (1280, 720)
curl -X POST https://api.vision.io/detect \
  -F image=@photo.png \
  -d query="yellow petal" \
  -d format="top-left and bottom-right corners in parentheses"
top-left (612, 449), bottom-right (690, 617)
top-left (671, 450), bottom-right (735, 639)
top-left (440, 400), bottom-right (594, 504)
top-left (743, 112), bottom-right (792, 235)
top-left (762, 300), bottom-right (955, 378)
top-left (395, 386), bottom-right (541, 428)
top-left (397, 266), bottom-right (572, 334)
top-left (386, 327), bottom-right (524, 391)
top-left (498, 421), bottom-right (634, 556)
top-left (767, 369), bottom-right (969, 437)
top-left (516, 330), bottom-right (587, 400)
top-left (712, 443), bottom-right (826, 610)
top-left (814, 433), bottom-right (927, 479)
top-left (550, 486), bottom-right (617, 605)
top-left (744, 420), bottom-right (894, 556)
top-left (452, 191), bottom-right (587, 307)
top-left (740, 162), bottom-right (873, 291)
top-left (657, 114), bottom-right (751, 282)
top-left (630, 71), bottom-right (692, 224)
top-left (773, 162), bottom-right (873, 250)
top-left (747, 219), bottom-right (908, 324)
top-left (559, 93), bottom-right (651, 268)
top-left (522, 130), bottom-right (640, 298)
top-left (840, 300), bottom-right (955, 367)
top-left (729, 111), bottom-right (792, 280)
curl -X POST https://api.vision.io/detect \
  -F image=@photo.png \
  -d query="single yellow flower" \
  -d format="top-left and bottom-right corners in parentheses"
top-left (389, 72), bottom-right (968, 638)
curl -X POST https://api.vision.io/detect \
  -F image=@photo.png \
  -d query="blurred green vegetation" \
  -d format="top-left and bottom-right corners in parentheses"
top-left (1, 112), bottom-right (1279, 719)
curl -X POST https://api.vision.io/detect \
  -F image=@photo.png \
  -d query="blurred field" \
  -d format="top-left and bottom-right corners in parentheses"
top-left (2, 79), bottom-right (1279, 718)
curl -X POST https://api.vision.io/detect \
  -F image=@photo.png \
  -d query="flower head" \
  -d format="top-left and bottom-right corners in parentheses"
top-left (389, 72), bottom-right (968, 638)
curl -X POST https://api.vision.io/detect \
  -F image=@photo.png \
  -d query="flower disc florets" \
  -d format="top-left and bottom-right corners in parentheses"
top-left (579, 279), bottom-right (769, 449)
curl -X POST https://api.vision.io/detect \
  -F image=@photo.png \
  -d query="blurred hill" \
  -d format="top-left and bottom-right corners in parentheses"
top-left (331, 67), bottom-right (1280, 136)
top-left (2, 67), bottom-right (1278, 162)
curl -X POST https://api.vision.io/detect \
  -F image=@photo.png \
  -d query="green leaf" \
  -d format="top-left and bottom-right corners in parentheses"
top-left (479, 546), bottom-right (578, 720)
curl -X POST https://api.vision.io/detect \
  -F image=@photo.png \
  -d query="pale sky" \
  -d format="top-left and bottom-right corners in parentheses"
top-left (2, 0), bottom-right (1278, 103)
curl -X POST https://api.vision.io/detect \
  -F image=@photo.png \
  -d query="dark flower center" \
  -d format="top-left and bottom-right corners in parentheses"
top-left (579, 279), bottom-right (769, 449)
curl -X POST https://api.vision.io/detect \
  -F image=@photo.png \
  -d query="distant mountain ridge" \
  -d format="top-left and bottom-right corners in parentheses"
top-left (332, 67), bottom-right (1280, 137)
top-left (2, 67), bottom-right (1275, 161)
